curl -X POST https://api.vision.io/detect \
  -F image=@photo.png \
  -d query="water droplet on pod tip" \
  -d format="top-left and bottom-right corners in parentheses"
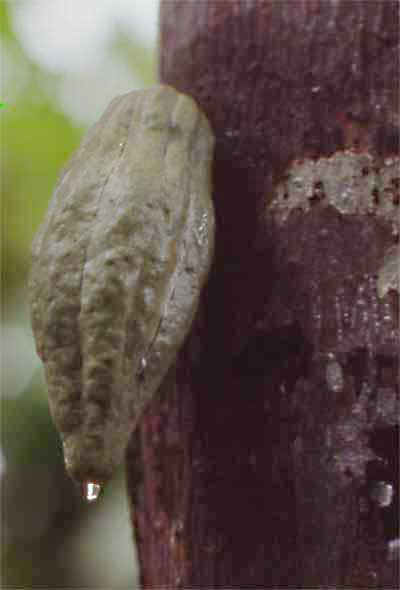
top-left (82, 481), bottom-right (102, 503)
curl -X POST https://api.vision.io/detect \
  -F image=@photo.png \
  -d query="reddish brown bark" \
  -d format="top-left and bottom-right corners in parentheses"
top-left (126, 1), bottom-right (399, 587)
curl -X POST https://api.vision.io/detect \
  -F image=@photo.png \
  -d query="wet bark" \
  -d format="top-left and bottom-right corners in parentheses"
top-left (126, 1), bottom-right (399, 587)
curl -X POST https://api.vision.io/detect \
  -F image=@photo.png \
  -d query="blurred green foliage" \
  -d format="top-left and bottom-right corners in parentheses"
top-left (2, 104), bottom-right (82, 298)
top-left (113, 28), bottom-right (157, 87)
top-left (1, 0), bottom-right (156, 586)
top-left (1, 2), bottom-right (82, 303)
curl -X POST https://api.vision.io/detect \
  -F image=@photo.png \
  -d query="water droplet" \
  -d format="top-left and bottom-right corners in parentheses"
top-left (370, 481), bottom-right (393, 507)
top-left (225, 129), bottom-right (239, 138)
top-left (82, 481), bottom-right (102, 503)
top-left (175, 575), bottom-right (183, 588)
top-left (326, 354), bottom-right (344, 393)
top-left (388, 538), bottom-right (400, 561)
top-left (383, 301), bottom-right (393, 323)
top-left (137, 357), bottom-right (147, 380)
top-left (174, 520), bottom-right (184, 535)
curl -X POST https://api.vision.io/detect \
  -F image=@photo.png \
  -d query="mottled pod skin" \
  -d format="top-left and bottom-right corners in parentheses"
top-left (29, 86), bottom-right (215, 487)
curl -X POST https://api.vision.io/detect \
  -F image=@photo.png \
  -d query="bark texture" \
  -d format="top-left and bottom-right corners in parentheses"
top-left (126, 1), bottom-right (399, 587)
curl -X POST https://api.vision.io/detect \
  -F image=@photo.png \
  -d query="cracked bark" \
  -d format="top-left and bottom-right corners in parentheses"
top-left (126, 1), bottom-right (399, 587)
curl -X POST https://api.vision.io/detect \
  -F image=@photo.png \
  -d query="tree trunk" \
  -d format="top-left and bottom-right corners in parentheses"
top-left (126, 1), bottom-right (399, 587)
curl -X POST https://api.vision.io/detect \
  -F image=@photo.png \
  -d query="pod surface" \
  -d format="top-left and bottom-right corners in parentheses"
top-left (29, 86), bottom-right (215, 485)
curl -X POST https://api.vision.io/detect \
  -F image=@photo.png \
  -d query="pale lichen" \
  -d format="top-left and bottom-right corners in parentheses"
top-left (270, 151), bottom-right (399, 233)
